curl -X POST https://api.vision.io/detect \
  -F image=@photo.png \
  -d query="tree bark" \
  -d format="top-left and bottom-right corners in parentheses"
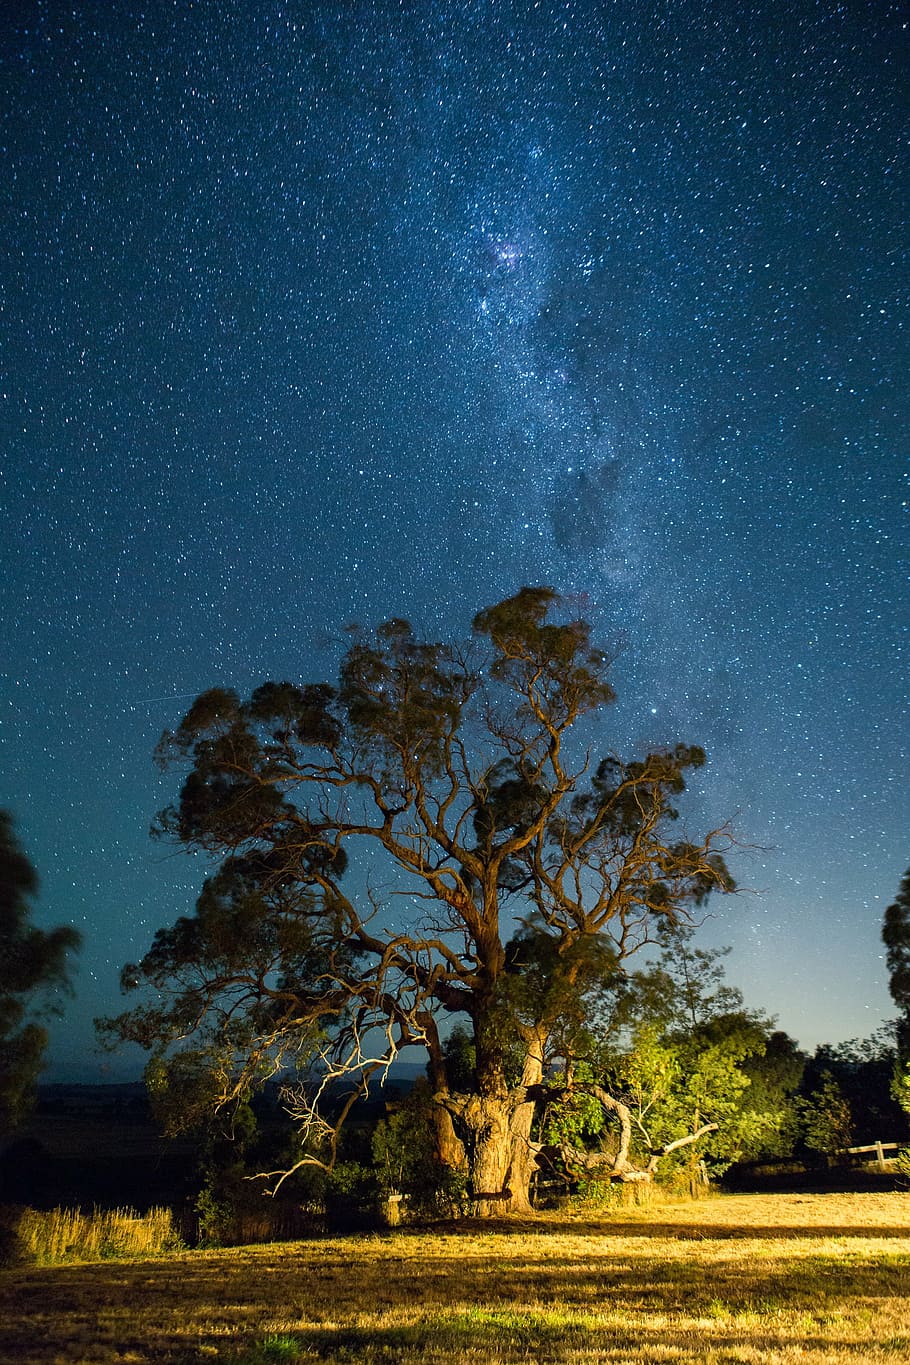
top-left (463, 1093), bottom-right (518, 1215)
top-left (435, 1087), bottom-right (541, 1216)
top-left (425, 1039), bottom-right (469, 1175)
top-left (448, 1029), bottom-right (546, 1216)
top-left (500, 1029), bottom-right (547, 1214)
top-left (432, 1100), bottom-right (468, 1174)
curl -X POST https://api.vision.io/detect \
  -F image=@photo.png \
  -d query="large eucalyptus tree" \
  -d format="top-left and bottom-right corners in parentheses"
top-left (102, 588), bottom-right (733, 1214)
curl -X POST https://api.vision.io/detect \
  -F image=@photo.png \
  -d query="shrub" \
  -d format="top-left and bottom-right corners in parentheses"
top-left (371, 1081), bottom-right (470, 1221)
top-left (894, 1147), bottom-right (910, 1188)
top-left (325, 1161), bottom-right (381, 1231)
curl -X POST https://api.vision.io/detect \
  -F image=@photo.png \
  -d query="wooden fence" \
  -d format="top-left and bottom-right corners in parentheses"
top-left (846, 1141), bottom-right (903, 1171)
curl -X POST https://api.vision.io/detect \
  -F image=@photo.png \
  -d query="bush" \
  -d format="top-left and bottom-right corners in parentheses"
top-left (325, 1161), bottom-right (381, 1231)
top-left (797, 1072), bottom-right (854, 1164)
top-left (894, 1147), bottom-right (910, 1188)
top-left (570, 1173), bottom-right (624, 1209)
top-left (371, 1081), bottom-right (470, 1221)
top-left (192, 1167), bottom-right (325, 1247)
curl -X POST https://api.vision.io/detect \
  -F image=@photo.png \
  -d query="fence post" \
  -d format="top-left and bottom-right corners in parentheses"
top-left (381, 1192), bottom-right (403, 1227)
top-left (876, 1141), bottom-right (886, 1171)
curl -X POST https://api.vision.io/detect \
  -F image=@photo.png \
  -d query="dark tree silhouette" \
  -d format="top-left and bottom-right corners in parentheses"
top-left (0, 811), bottom-right (81, 1131)
top-left (800, 1033), bottom-right (905, 1149)
top-left (101, 588), bottom-right (733, 1215)
top-left (883, 867), bottom-right (910, 1054)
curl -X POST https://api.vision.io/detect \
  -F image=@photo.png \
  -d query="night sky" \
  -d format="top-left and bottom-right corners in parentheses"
top-left (2, 0), bottom-right (906, 1081)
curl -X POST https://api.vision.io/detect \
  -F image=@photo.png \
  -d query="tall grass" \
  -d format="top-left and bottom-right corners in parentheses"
top-left (12, 1205), bottom-right (182, 1264)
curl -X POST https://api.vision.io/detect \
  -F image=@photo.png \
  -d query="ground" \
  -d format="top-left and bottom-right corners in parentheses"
top-left (1, 1192), bottom-right (908, 1363)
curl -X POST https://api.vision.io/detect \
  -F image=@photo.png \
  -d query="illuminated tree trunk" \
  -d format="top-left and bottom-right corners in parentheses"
top-left (501, 1040), bottom-right (546, 1215)
top-left (426, 1039), bottom-right (469, 1175)
top-left (463, 1093), bottom-right (518, 1215)
top-left (458, 1027), bottom-right (546, 1217)
top-left (432, 1101), bottom-right (468, 1174)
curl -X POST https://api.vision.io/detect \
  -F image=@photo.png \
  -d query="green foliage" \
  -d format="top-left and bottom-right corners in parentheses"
top-left (99, 849), bottom-right (340, 1128)
top-left (570, 1171), bottom-right (626, 1208)
top-left (615, 931), bottom-right (795, 1173)
top-left (371, 1082), bottom-right (470, 1218)
top-left (144, 1050), bottom-right (230, 1137)
top-left (0, 811), bottom-right (81, 1132)
top-left (503, 919), bottom-right (615, 1062)
top-left (537, 1062), bottom-right (611, 1186)
top-left (194, 1180), bottom-right (237, 1249)
top-left (620, 1015), bottom-right (769, 1177)
top-left (892, 1059), bottom-right (910, 1118)
top-left (538, 1079), bottom-right (618, 1191)
top-left (441, 1026), bottom-right (477, 1092)
top-left (543, 1081), bottom-right (608, 1154)
top-left (249, 1337), bottom-right (304, 1364)
top-left (193, 1099), bottom-right (262, 1247)
top-left (796, 1072), bottom-right (854, 1160)
top-left (882, 867), bottom-right (910, 1011)
top-left (339, 618), bottom-right (467, 782)
top-left (371, 1087), bottom-right (434, 1194)
top-left (327, 1160), bottom-right (375, 1198)
top-left (323, 1161), bottom-right (381, 1231)
top-left (472, 585), bottom-right (616, 717)
top-left (895, 1147), bottom-right (910, 1187)
top-left (543, 928), bottom-right (802, 1185)
top-left (800, 1032), bottom-right (905, 1147)
top-left (737, 1033), bottom-right (805, 1159)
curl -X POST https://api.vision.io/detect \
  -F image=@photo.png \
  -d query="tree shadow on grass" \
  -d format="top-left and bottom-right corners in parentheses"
top-left (422, 1215), bottom-right (910, 1241)
top-left (0, 1245), bottom-right (908, 1363)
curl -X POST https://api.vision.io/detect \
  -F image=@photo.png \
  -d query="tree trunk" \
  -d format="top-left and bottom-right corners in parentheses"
top-left (500, 1030), bottom-right (546, 1215)
top-left (463, 1093), bottom-right (518, 1215)
top-left (456, 1030), bottom-right (545, 1216)
top-left (432, 1100), bottom-right (468, 1174)
top-left (433, 1089), bottom-right (538, 1215)
top-left (502, 1095), bottom-right (538, 1214)
top-left (424, 1025), bottom-right (468, 1175)
top-left (454, 1095), bottom-right (541, 1215)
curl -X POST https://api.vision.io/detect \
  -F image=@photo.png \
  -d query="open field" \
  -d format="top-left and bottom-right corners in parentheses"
top-left (1, 1192), bottom-right (908, 1364)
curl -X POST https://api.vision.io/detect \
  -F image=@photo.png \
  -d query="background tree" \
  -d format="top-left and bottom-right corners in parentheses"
top-left (371, 1079), bottom-right (469, 1219)
top-left (101, 588), bottom-right (733, 1215)
top-left (796, 1072), bottom-right (854, 1166)
top-left (739, 1030), bottom-right (806, 1159)
top-left (883, 867), bottom-right (910, 1058)
top-left (881, 867), bottom-right (910, 1124)
top-left (799, 1032), bottom-right (907, 1149)
top-left (0, 811), bottom-right (81, 1132)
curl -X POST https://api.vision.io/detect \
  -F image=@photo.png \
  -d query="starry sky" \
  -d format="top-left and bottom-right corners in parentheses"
top-left (2, 0), bottom-right (906, 1081)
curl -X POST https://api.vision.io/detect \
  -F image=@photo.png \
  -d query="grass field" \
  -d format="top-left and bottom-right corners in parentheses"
top-left (1, 1192), bottom-right (908, 1364)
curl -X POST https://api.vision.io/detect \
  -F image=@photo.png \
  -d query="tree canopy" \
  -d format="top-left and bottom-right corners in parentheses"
top-left (0, 810), bottom-right (81, 1131)
top-left (101, 587), bottom-right (734, 1214)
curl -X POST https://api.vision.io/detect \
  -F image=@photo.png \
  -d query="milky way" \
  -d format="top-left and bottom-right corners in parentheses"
top-left (1, 0), bottom-right (906, 1076)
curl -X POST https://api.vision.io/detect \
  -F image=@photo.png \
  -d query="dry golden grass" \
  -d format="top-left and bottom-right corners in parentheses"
top-left (13, 1205), bottom-right (182, 1264)
top-left (0, 1192), bottom-right (908, 1364)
